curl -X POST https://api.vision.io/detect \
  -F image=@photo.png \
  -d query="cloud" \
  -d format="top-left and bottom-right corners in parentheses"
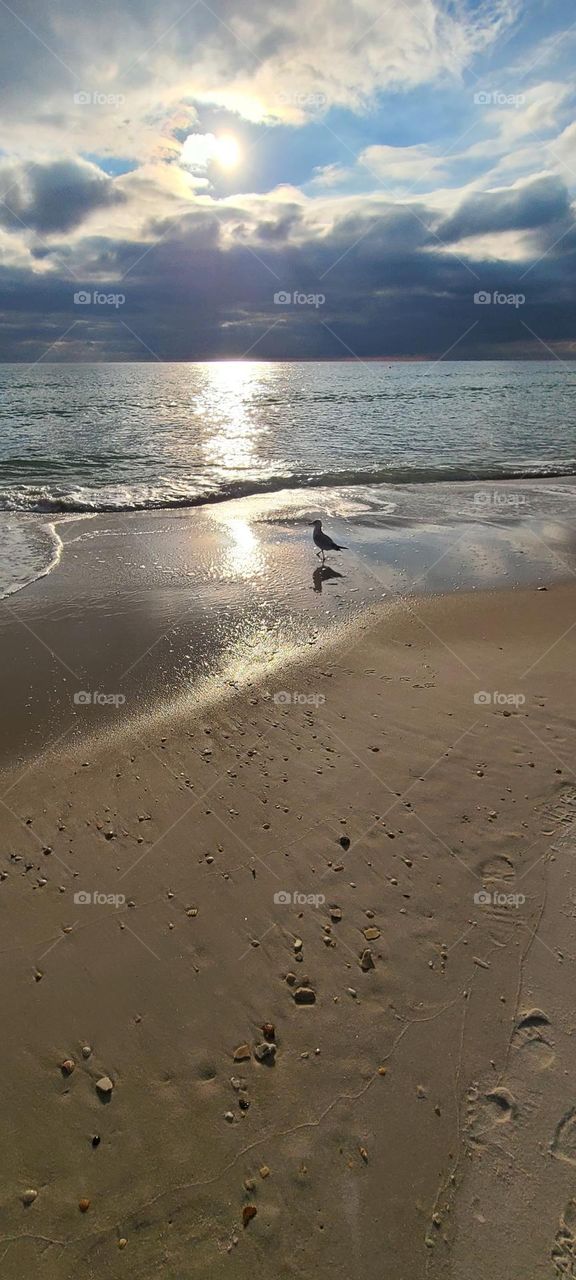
top-left (0, 159), bottom-right (125, 235)
top-left (437, 175), bottom-right (571, 243)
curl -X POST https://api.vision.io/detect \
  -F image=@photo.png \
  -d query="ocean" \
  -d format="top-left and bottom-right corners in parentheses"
top-left (0, 359), bottom-right (575, 598)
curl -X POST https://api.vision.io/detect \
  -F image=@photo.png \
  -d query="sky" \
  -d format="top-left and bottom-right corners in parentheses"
top-left (0, 0), bottom-right (575, 361)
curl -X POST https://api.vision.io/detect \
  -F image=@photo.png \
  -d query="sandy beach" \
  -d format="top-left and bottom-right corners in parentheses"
top-left (1, 555), bottom-right (576, 1278)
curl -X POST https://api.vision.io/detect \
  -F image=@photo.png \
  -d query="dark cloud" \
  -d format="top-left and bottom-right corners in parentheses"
top-left (0, 160), bottom-right (125, 235)
top-left (0, 183), bottom-right (574, 361)
top-left (438, 176), bottom-right (571, 244)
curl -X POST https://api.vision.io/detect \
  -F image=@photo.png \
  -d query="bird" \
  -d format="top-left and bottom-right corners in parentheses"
top-left (309, 519), bottom-right (347, 563)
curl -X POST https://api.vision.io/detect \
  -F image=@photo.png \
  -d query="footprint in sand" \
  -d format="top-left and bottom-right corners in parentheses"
top-left (540, 783), bottom-right (576, 828)
top-left (512, 1008), bottom-right (555, 1073)
top-left (466, 1083), bottom-right (518, 1144)
top-left (552, 1109), bottom-right (576, 1166)
top-left (552, 1198), bottom-right (576, 1276)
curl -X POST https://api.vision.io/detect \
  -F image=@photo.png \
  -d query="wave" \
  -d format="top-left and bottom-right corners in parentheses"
top-left (1, 460), bottom-right (576, 513)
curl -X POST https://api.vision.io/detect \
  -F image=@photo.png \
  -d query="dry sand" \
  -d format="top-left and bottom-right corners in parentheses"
top-left (1, 584), bottom-right (576, 1278)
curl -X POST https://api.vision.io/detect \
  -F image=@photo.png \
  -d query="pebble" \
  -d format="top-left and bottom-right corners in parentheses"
top-left (95, 1076), bottom-right (114, 1098)
top-left (61, 1059), bottom-right (75, 1076)
top-left (363, 927), bottom-right (380, 940)
top-left (339, 835), bottom-right (350, 850)
top-left (259, 1165), bottom-right (271, 1179)
top-left (254, 1042), bottom-right (276, 1062)
top-left (118, 1238), bottom-right (128, 1249)
top-left (329, 907), bottom-right (342, 922)
top-left (285, 973), bottom-right (296, 986)
top-left (293, 986), bottom-right (316, 1004)
top-left (347, 988), bottom-right (358, 998)
top-left (224, 1111), bottom-right (235, 1123)
top-left (79, 1198), bottom-right (90, 1213)
top-left (233, 1044), bottom-right (251, 1062)
top-left (21, 1189), bottom-right (38, 1206)
top-left (242, 1205), bottom-right (257, 1228)
top-left (360, 949), bottom-right (375, 971)
top-left (82, 1046), bottom-right (92, 1059)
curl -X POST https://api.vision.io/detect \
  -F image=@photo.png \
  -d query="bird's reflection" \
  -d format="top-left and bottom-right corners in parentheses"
top-left (313, 565), bottom-right (345, 593)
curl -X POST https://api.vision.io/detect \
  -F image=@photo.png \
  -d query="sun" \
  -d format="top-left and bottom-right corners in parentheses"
top-left (214, 134), bottom-right (241, 170)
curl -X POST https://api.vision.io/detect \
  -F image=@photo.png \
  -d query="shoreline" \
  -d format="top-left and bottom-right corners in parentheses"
top-left (1, 583), bottom-right (575, 1276)
top-left (1, 482), bottom-right (576, 770)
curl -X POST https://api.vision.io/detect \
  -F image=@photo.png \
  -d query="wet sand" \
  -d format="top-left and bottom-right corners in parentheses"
top-left (1, 572), bottom-right (576, 1278)
top-left (1, 485), bottom-right (575, 766)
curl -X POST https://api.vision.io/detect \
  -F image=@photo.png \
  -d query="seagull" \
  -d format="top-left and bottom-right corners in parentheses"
top-left (310, 519), bottom-right (347, 563)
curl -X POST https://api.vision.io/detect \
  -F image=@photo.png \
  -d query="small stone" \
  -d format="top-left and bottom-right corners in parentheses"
top-left (91, 1134), bottom-right (100, 1148)
top-left (339, 835), bottom-right (350, 850)
top-left (244, 1177), bottom-right (256, 1191)
top-left (224, 1111), bottom-right (235, 1123)
top-left (347, 987), bottom-right (357, 998)
top-left (242, 1205), bottom-right (257, 1228)
top-left (95, 1075), bottom-right (114, 1098)
top-left (293, 938), bottom-right (303, 951)
top-left (359, 1146), bottom-right (368, 1162)
top-left (363, 927), bottom-right (380, 941)
top-left (82, 1046), bottom-right (91, 1059)
top-left (285, 972), bottom-right (297, 985)
top-left (293, 986), bottom-right (316, 1004)
top-left (186, 907), bottom-right (198, 917)
top-left (378, 1065), bottom-right (387, 1076)
top-left (21, 1189), bottom-right (38, 1206)
top-left (259, 1165), bottom-right (271, 1179)
top-left (261, 1022), bottom-right (275, 1041)
top-left (230, 1076), bottom-right (247, 1091)
top-left (61, 1059), bottom-right (75, 1076)
top-left (360, 949), bottom-right (375, 971)
top-left (329, 906), bottom-right (342, 922)
top-left (79, 1198), bottom-right (90, 1212)
top-left (233, 1044), bottom-right (251, 1062)
top-left (254, 1042), bottom-right (276, 1062)
top-left (118, 1238), bottom-right (128, 1249)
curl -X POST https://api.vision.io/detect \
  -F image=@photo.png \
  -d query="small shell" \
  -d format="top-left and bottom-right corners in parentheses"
top-left (118, 1238), bottom-right (128, 1249)
top-left (21, 1189), bottom-right (38, 1206)
top-left (79, 1198), bottom-right (90, 1213)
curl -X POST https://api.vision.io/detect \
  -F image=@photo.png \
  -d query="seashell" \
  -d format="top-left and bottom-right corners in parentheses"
top-left (79, 1198), bottom-right (90, 1212)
